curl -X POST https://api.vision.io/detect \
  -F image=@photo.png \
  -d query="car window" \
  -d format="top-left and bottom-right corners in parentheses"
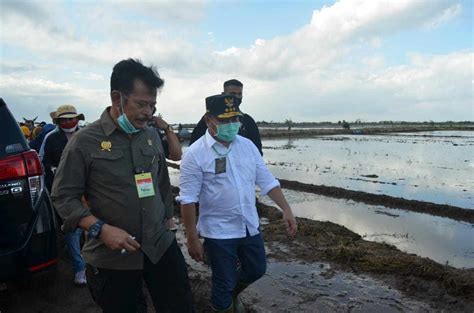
top-left (0, 99), bottom-right (29, 158)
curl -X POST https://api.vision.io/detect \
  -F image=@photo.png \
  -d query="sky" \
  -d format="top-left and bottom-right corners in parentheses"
top-left (0, 0), bottom-right (473, 124)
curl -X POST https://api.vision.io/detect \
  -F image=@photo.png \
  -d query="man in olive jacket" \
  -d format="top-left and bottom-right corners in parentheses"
top-left (52, 59), bottom-right (194, 313)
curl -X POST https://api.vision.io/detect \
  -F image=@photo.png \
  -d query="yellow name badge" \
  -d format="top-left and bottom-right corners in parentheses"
top-left (134, 172), bottom-right (155, 198)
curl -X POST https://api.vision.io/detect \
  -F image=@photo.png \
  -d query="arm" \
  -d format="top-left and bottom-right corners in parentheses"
top-left (42, 135), bottom-right (55, 191)
top-left (78, 216), bottom-right (140, 252)
top-left (179, 148), bottom-right (204, 261)
top-left (39, 128), bottom-right (55, 161)
top-left (51, 137), bottom-right (140, 252)
top-left (253, 144), bottom-right (297, 236)
top-left (266, 187), bottom-right (297, 237)
top-left (42, 135), bottom-right (52, 169)
top-left (153, 116), bottom-right (182, 161)
top-left (163, 127), bottom-right (182, 161)
top-left (180, 203), bottom-right (203, 262)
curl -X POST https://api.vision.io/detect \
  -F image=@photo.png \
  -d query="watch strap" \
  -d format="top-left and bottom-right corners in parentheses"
top-left (88, 219), bottom-right (105, 239)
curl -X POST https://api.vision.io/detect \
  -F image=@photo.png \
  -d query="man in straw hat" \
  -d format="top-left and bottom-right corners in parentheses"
top-left (51, 59), bottom-right (194, 312)
top-left (180, 94), bottom-right (298, 312)
top-left (42, 104), bottom-right (87, 286)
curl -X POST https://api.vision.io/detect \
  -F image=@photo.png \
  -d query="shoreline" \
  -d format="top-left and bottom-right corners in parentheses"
top-left (167, 163), bottom-right (473, 223)
top-left (251, 201), bottom-right (474, 311)
top-left (279, 179), bottom-right (474, 224)
top-left (3, 190), bottom-right (472, 313)
top-left (169, 190), bottom-right (474, 311)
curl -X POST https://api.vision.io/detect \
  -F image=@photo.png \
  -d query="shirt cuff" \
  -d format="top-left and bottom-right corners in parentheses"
top-left (62, 211), bottom-right (92, 233)
top-left (179, 194), bottom-right (198, 205)
top-left (260, 179), bottom-right (280, 196)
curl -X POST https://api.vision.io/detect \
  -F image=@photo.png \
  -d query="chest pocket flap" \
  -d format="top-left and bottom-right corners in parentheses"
top-left (91, 151), bottom-right (124, 160)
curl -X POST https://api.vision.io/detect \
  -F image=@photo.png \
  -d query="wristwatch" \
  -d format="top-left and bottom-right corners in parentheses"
top-left (88, 220), bottom-right (105, 239)
top-left (165, 124), bottom-right (173, 132)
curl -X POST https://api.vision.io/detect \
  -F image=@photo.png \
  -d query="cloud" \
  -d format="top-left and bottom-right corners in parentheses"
top-left (0, 0), bottom-right (203, 71)
top-left (116, 0), bottom-right (207, 22)
top-left (211, 0), bottom-right (462, 80)
top-left (0, 0), bottom-right (471, 123)
top-left (0, 61), bottom-right (42, 74)
top-left (0, 0), bottom-right (48, 23)
top-left (253, 51), bottom-right (473, 122)
top-left (0, 75), bottom-right (108, 122)
top-left (424, 3), bottom-right (462, 29)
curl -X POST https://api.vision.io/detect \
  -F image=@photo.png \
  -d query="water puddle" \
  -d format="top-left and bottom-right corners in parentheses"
top-left (245, 262), bottom-right (432, 312)
top-left (260, 189), bottom-right (474, 269)
top-left (262, 131), bottom-right (473, 209)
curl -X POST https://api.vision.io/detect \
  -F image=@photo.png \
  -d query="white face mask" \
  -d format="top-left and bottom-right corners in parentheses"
top-left (60, 125), bottom-right (78, 133)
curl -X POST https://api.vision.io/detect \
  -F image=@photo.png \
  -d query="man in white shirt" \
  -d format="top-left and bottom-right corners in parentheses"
top-left (180, 94), bottom-right (297, 313)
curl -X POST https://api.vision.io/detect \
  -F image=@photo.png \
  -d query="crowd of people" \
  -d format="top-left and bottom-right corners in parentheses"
top-left (21, 58), bottom-right (298, 313)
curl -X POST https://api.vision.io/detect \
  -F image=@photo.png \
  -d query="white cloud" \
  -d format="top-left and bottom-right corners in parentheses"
top-left (117, 0), bottom-right (207, 22)
top-left (0, 0), bottom-right (471, 123)
top-left (424, 3), bottom-right (462, 29)
top-left (211, 0), bottom-right (461, 80)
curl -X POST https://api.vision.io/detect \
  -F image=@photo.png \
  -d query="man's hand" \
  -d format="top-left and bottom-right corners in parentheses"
top-left (283, 211), bottom-right (298, 237)
top-left (100, 224), bottom-right (141, 252)
top-left (152, 115), bottom-right (169, 130)
top-left (187, 236), bottom-right (204, 262)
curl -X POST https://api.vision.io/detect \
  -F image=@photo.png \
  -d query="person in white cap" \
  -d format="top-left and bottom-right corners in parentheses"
top-left (42, 104), bottom-right (87, 286)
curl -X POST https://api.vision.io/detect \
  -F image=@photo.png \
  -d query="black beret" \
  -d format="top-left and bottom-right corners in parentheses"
top-left (205, 94), bottom-right (243, 119)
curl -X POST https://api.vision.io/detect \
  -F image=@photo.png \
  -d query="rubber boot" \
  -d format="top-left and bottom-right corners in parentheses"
top-left (232, 283), bottom-right (249, 313)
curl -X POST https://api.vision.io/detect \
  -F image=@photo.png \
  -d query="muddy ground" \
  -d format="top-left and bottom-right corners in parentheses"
top-left (2, 191), bottom-right (473, 312)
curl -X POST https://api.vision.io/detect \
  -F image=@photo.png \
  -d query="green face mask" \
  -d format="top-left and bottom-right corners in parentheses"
top-left (117, 93), bottom-right (140, 134)
top-left (215, 122), bottom-right (241, 142)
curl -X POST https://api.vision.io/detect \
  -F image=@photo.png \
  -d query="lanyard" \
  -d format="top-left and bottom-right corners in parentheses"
top-left (211, 144), bottom-right (231, 157)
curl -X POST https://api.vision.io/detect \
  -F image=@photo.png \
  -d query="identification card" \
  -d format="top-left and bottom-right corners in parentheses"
top-left (215, 157), bottom-right (227, 174)
top-left (134, 172), bottom-right (155, 198)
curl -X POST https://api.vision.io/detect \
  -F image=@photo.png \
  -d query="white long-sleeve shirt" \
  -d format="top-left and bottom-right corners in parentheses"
top-left (179, 130), bottom-right (279, 239)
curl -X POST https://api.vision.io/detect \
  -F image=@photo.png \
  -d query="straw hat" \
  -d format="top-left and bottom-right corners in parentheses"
top-left (53, 104), bottom-right (85, 122)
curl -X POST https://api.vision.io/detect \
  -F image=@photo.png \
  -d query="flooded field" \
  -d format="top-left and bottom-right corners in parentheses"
top-left (170, 131), bottom-right (473, 268)
top-left (263, 131), bottom-right (473, 209)
top-left (259, 189), bottom-right (474, 269)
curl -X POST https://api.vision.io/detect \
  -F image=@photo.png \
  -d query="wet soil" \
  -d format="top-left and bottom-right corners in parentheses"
top-left (255, 201), bottom-right (474, 312)
top-left (2, 197), bottom-right (473, 312)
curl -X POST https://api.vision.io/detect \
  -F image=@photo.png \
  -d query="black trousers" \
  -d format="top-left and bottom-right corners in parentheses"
top-left (86, 239), bottom-right (194, 313)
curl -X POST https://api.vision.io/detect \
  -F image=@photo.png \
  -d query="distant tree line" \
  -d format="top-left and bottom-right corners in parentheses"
top-left (255, 120), bottom-right (473, 127)
top-left (176, 120), bottom-right (474, 129)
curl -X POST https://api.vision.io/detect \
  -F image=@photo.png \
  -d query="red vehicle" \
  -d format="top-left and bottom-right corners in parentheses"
top-left (0, 98), bottom-right (58, 282)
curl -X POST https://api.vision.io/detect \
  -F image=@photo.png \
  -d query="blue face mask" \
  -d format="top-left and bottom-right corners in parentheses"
top-left (117, 93), bottom-right (140, 134)
top-left (215, 122), bottom-right (241, 142)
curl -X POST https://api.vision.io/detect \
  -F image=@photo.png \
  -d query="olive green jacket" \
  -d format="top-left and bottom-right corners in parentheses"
top-left (51, 108), bottom-right (174, 270)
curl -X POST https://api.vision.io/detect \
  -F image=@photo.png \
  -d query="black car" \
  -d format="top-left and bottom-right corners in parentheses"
top-left (0, 98), bottom-right (58, 281)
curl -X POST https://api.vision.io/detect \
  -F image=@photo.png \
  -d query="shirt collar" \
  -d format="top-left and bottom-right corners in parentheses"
top-left (205, 129), bottom-right (236, 150)
top-left (100, 107), bottom-right (118, 137)
top-left (205, 129), bottom-right (218, 148)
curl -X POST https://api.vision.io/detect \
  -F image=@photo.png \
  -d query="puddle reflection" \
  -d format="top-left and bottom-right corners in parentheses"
top-left (263, 131), bottom-right (473, 208)
top-left (260, 189), bottom-right (474, 269)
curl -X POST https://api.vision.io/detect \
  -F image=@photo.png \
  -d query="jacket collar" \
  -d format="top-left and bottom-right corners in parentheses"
top-left (100, 107), bottom-right (118, 137)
